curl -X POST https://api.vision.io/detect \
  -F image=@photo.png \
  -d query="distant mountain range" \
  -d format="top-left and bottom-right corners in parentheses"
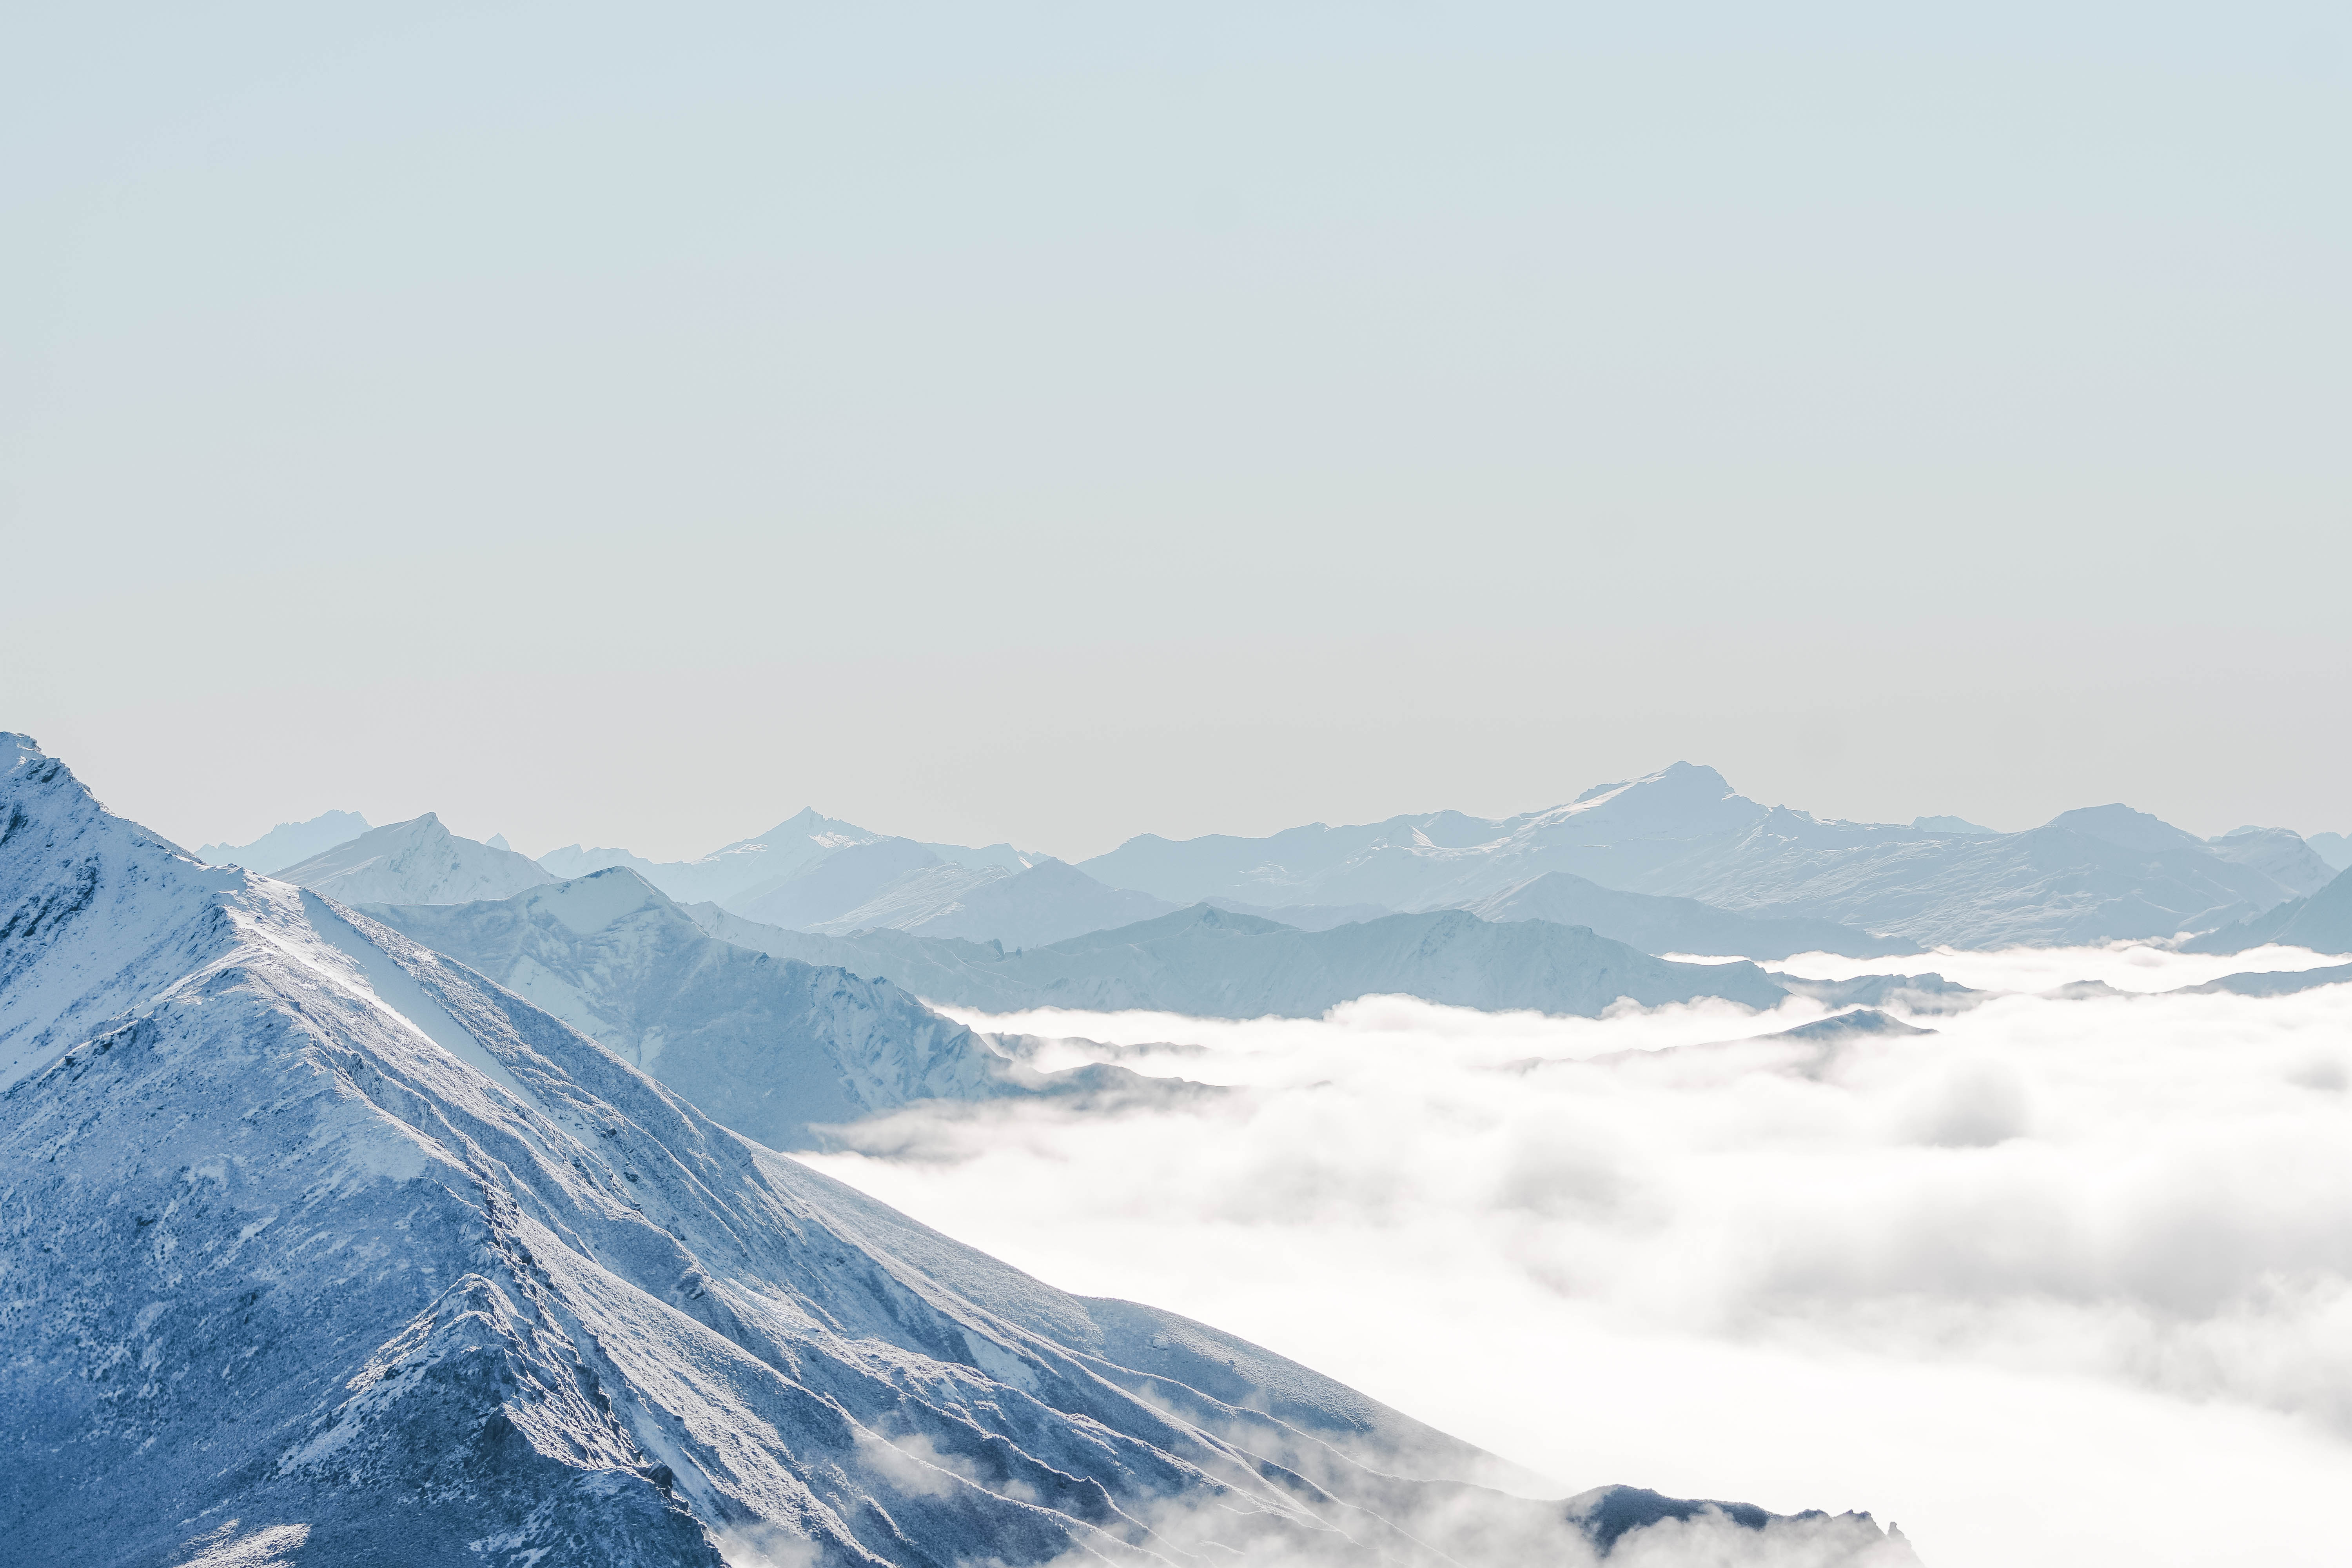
top-left (357, 869), bottom-right (1174, 1149)
top-left (200, 763), bottom-right (2342, 951)
top-left (5, 732), bottom-right (1910, 1565)
top-left (1078, 765), bottom-right (2333, 949)
top-left (275, 812), bottom-right (555, 905)
top-left (2302, 831), bottom-right (2352, 871)
top-left (198, 808), bottom-right (371, 873)
top-left (688, 898), bottom-right (1791, 1019)
top-left (538, 810), bottom-right (1052, 915)
top-left (1457, 871), bottom-right (1918, 960)
top-left (2180, 864), bottom-right (2352, 956)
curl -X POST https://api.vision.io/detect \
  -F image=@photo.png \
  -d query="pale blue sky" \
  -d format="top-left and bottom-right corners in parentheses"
top-left (5, 3), bottom-right (2346, 857)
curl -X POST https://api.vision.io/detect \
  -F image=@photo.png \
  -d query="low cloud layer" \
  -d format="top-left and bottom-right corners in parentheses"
top-left (801, 944), bottom-right (2352, 1568)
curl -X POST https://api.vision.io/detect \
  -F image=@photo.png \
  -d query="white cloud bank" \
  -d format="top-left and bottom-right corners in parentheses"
top-left (800, 945), bottom-right (2352, 1568)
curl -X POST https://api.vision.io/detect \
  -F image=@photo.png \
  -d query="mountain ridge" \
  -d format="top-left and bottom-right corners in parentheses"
top-left (275, 811), bottom-right (555, 905)
top-left (692, 900), bottom-right (1791, 1020)
top-left (1076, 764), bottom-right (2325, 948)
top-left (0, 732), bottom-right (1909, 1565)
top-left (198, 808), bottom-right (372, 874)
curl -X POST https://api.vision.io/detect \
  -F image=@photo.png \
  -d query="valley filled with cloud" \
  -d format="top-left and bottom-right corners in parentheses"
top-left (802, 947), bottom-right (2352, 1565)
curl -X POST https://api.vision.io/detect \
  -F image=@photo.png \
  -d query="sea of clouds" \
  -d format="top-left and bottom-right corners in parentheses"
top-left (800, 943), bottom-right (2352, 1568)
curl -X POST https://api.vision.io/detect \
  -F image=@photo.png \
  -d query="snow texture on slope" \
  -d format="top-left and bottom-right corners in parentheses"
top-left (198, 810), bottom-right (372, 875)
top-left (359, 869), bottom-right (1162, 1150)
top-left (921, 841), bottom-right (1049, 872)
top-left (2203, 827), bottom-right (2337, 898)
top-left (275, 813), bottom-right (554, 906)
top-left (693, 902), bottom-right (1789, 1020)
top-left (2180, 865), bottom-right (2352, 956)
top-left (0, 736), bottom-right (1911, 1567)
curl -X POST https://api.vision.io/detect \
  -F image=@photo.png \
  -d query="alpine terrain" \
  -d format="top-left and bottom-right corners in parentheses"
top-left (199, 811), bottom-right (372, 876)
top-left (1078, 764), bottom-right (2325, 947)
top-left (690, 903), bottom-right (1791, 1019)
top-left (276, 814), bottom-right (555, 906)
top-left (0, 734), bottom-right (1912, 1566)
top-left (358, 869), bottom-right (1175, 1150)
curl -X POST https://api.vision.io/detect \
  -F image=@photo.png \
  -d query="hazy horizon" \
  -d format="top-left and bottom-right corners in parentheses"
top-left (8, 2), bottom-right (2348, 861)
top-left (147, 739), bottom-right (2349, 871)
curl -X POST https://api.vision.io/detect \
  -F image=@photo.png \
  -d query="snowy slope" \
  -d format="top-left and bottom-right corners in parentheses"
top-left (729, 837), bottom-right (946, 927)
top-left (811, 858), bottom-right (1183, 948)
top-left (539, 807), bottom-right (883, 907)
top-left (2181, 865), bottom-right (2352, 955)
top-left (804, 860), bottom-right (1013, 931)
top-left (359, 869), bottom-right (1143, 1149)
top-left (0, 736), bottom-right (1910, 1566)
top-left (198, 809), bottom-right (370, 874)
top-left (276, 813), bottom-right (554, 905)
top-left (2203, 826), bottom-right (2337, 897)
top-left (695, 903), bottom-right (1790, 1019)
top-left (1455, 872), bottom-right (1916, 960)
top-left (923, 840), bottom-right (1048, 871)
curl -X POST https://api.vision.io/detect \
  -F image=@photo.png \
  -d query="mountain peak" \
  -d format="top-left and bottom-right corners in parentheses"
top-left (2043, 803), bottom-right (2205, 855)
top-left (276, 812), bottom-right (554, 906)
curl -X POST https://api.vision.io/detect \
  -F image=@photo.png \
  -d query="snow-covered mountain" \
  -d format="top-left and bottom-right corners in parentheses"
top-left (275, 812), bottom-right (554, 904)
top-left (923, 839), bottom-right (1049, 871)
top-left (198, 808), bottom-right (371, 873)
top-left (2181, 864), bottom-right (2352, 956)
top-left (693, 902), bottom-right (1791, 1019)
top-left (1079, 764), bottom-right (2323, 948)
top-left (541, 817), bottom-right (1071, 931)
top-left (728, 836), bottom-right (947, 928)
top-left (2308, 831), bottom-right (2352, 872)
top-left (809, 858), bottom-right (1183, 948)
top-left (1646, 805), bottom-right (2321, 947)
top-left (1078, 762), bottom-right (1773, 910)
top-left (358, 869), bottom-right (1154, 1149)
top-left (538, 807), bottom-right (885, 908)
top-left (0, 734), bottom-right (1911, 1565)
top-left (2204, 825), bottom-right (2338, 895)
top-left (1455, 872), bottom-right (1918, 960)
top-left (1909, 815), bottom-right (1995, 835)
